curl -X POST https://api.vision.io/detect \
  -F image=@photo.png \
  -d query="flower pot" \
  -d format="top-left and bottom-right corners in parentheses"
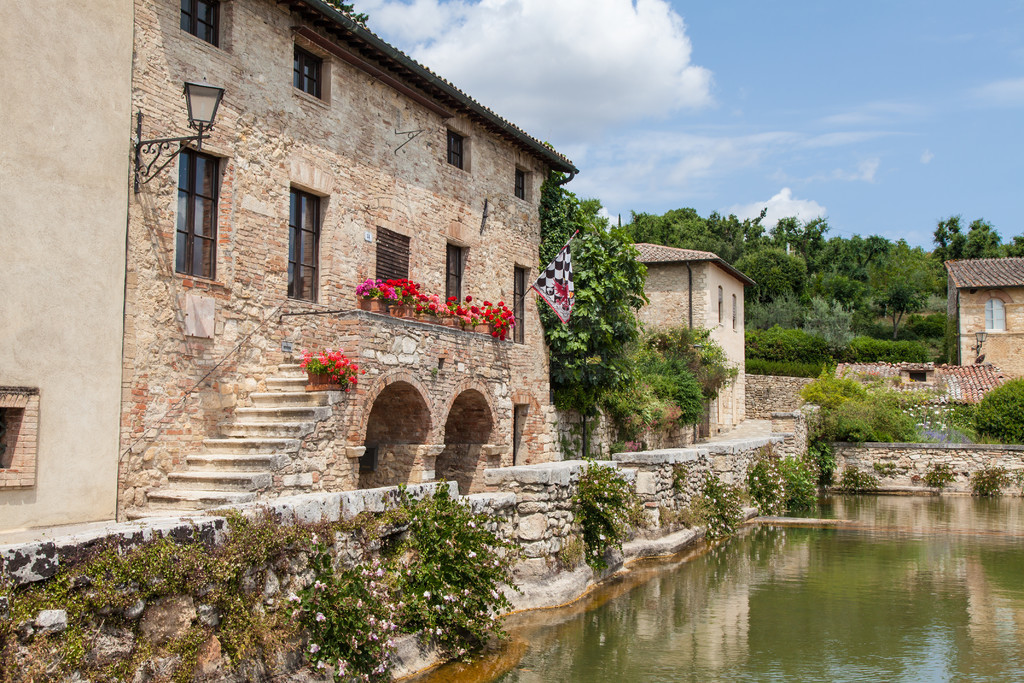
top-left (442, 317), bottom-right (459, 328)
top-left (361, 299), bottom-right (386, 314)
top-left (305, 372), bottom-right (344, 392)
top-left (474, 323), bottom-right (492, 335)
top-left (394, 304), bottom-right (414, 319)
top-left (358, 297), bottom-right (372, 311)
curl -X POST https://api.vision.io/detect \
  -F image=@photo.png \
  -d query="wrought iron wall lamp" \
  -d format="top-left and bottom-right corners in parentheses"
top-left (133, 81), bottom-right (225, 193)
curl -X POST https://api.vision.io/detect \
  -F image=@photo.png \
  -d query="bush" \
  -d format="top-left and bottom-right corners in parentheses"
top-left (923, 463), bottom-right (956, 489)
top-left (847, 336), bottom-right (930, 363)
top-left (694, 474), bottom-right (745, 540)
top-left (780, 457), bottom-right (817, 511)
top-left (971, 466), bottom-right (1012, 496)
top-left (746, 449), bottom-right (786, 516)
top-left (573, 461), bottom-right (644, 569)
top-left (745, 358), bottom-right (824, 378)
top-left (801, 371), bottom-right (867, 410)
top-left (828, 397), bottom-right (917, 443)
top-left (837, 467), bottom-right (879, 492)
top-left (746, 326), bottom-right (833, 365)
top-left (905, 313), bottom-right (947, 340)
top-left (976, 378), bottom-right (1024, 444)
top-left (807, 442), bottom-right (836, 487)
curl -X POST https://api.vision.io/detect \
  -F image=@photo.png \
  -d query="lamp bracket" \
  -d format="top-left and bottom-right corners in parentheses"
top-left (133, 111), bottom-right (211, 193)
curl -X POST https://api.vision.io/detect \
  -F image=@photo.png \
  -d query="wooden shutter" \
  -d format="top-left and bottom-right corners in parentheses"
top-left (375, 228), bottom-right (410, 281)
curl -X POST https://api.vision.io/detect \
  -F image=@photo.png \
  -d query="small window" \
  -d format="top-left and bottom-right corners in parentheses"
top-left (293, 46), bottom-right (322, 98)
top-left (176, 150), bottom-right (219, 279)
top-left (985, 298), bottom-right (1006, 331)
top-left (447, 130), bottom-right (464, 169)
top-left (514, 168), bottom-right (526, 200)
top-left (908, 371), bottom-right (928, 382)
top-left (512, 404), bottom-right (529, 465)
top-left (376, 228), bottom-right (410, 281)
top-left (181, 0), bottom-right (219, 46)
top-left (514, 266), bottom-right (527, 344)
top-left (288, 189), bottom-right (320, 301)
top-left (732, 294), bottom-right (737, 330)
top-left (0, 388), bottom-right (39, 488)
top-left (446, 243), bottom-right (464, 302)
top-left (718, 286), bottom-right (724, 324)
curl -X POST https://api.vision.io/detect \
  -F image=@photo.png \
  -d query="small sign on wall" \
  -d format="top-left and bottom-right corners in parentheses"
top-left (184, 293), bottom-right (215, 338)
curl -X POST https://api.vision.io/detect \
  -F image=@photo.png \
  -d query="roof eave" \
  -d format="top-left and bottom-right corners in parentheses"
top-left (299, 0), bottom-right (578, 175)
top-left (642, 256), bottom-right (756, 286)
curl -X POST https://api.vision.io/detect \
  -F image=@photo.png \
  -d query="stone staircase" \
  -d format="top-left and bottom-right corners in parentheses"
top-left (131, 364), bottom-right (335, 517)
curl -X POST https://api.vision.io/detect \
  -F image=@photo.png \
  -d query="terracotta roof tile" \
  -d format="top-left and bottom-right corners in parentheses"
top-left (634, 243), bottom-right (756, 286)
top-left (945, 258), bottom-right (1024, 288)
top-left (835, 362), bottom-right (1007, 404)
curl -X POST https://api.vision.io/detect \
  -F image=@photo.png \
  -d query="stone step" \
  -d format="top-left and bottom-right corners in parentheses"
top-left (232, 405), bottom-right (332, 423)
top-left (167, 470), bottom-right (273, 491)
top-left (146, 488), bottom-right (256, 510)
top-left (218, 421), bottom-right (316, 439)
top-left (187, 452), bottom-right (289, 471)
top-left (251, 390), bottom-right (330, 406)
top-left (203, 437), bottom-right (300, 454)
top-left (266, 377), bottom-right (308, 392)
top-left (124, 508), bottom-right (214, 521)
top-left (278, 363), bottom-right (304, 372)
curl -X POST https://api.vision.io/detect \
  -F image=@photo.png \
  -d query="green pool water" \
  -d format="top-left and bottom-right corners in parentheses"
top-left (417, 495), bottom-right (1024, 683)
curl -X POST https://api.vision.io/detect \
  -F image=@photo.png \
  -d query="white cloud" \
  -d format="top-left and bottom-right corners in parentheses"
top-left (818, 101), bottom-right (923, 126)
top-left (726, 188), bottom-right (826, 227)
top-left (363, 0), bottom-right (712, 141)
top-left (971, 77), bottom-right (1024, 106)
top-left (920, 149), bottom-right (934, 164)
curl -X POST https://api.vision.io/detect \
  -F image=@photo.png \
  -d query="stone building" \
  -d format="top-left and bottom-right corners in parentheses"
top-left (946, 257), bottom-right (1024, 377)
top-left (835, 362), bottom-right (1006, 404)
top-left (0, 1), bottom-right (133, 532)
top-left (634, 243), bottom-right (754, 436)
top-left (121, 0), bottom-right (577, 515)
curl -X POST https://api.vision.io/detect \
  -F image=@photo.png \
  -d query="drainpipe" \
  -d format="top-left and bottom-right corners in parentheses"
top-left (553, 171), bottom-right (577, 186)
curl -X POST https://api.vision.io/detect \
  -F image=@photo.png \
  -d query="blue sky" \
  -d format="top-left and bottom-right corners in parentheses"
top-left (359, 0), bottom-right (1024, 248)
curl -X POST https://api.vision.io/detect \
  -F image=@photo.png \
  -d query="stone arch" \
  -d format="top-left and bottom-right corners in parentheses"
top-left (358, 371), bottom-right (435, 489)
top-left (436, 382), bottom-right (497, 495)
top-left (986, 289), bottom-right (1014, 304)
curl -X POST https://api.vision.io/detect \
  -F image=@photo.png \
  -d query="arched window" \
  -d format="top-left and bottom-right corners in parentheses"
top-left (718, 286), bottom-right (724, 324)
top-left (986, 298), bottom-right (1006, 331)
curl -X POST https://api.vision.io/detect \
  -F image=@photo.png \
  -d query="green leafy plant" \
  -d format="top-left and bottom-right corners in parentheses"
top-left (779, 457), bottom-right (817, 511)
top-left (872, 462), bottom-right (901, 478)
top-left (923, 463), bottom-right (956, 490)
top-left (671, 463), bottom-right (691, 493)
top-left (694, 474), bottom-right (745, 540)
top-left (971, 465), bottom-right (1012, 496)
top-left (745, 358), bottom-right (825, 378)
top-left (837, 467), bottom-right (879, 492)
top-left (746, 448), bottom-right (786, 516)
top-left (976, 378), bottom-right (1024, 444)
top-left (807, 441), bottom-right (836, 487)
top-left (572, 461), bottom-right (644, 570)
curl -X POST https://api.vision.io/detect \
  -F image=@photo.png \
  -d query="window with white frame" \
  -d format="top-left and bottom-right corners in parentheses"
top-left (985, 298), bottom-right (1006, 330)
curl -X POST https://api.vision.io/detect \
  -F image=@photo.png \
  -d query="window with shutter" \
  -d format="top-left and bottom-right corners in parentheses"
top-left (446, 244), bottom-right (464, 301)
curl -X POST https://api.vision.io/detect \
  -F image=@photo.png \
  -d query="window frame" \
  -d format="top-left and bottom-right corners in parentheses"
top-left (180, 0), bottom-right (219, 46)
top-left (446, 243), bottom-right (464, 302)
top-left (176, 149), bottom-right (219, 280)
top-left (985, 298), bottom-right (1006, 331)
top-left (293, 45), bottom-right (323, 99)
top-left (514, 168), bottom-right (526, 200)
top-left (447, 130), bottom-right (464, 169)
top-left (288, 188), bottom-right (321, 302)
top-left (375, 227), bottom-right (411, 282)
top-left (514, 266), bottom-right (527, 344)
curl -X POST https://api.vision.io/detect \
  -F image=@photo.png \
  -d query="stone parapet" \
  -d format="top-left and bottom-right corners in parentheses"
top-left (746, 374), bottom-right (813, 418)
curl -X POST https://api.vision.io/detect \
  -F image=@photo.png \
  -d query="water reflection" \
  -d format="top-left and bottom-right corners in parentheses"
top-left (413, 496), bottom-right (1024, 683)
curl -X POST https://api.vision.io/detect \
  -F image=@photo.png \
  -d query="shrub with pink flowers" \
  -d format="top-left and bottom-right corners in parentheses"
top-left (300, 348), bottom-right (363, 389)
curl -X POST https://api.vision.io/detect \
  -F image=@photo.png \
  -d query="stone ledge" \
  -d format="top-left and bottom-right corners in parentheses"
top-left (462, 491), bottom-right (516, 514)
top-left (835, 441), bottom-right (1024, 453)
top-left (483, 459), bottom-right (618, 487)
top-left (702, 436), bottom-right (783, 454)
top-left (612, 448), bottom-right (707, 465)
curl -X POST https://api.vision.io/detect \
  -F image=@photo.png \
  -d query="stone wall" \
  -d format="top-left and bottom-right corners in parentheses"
top-left (835, 442), bottom-right (1024, 493)
top-left (745, 374), bottom-right (813, 418)
top-left (770, 410), bottom-right (809, 459)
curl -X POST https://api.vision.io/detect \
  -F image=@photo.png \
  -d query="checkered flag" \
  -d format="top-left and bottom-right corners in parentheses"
top-left (532, 237), bottom-right (575, 323)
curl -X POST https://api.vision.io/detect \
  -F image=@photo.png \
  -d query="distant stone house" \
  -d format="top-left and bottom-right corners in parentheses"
top-left (835, 362), bottom-right (1007, 404)
top-left (634, 243), bottom-right (755, 437)
top-left (120, 0), bottom-right (578, 516)
top-left (946, 258), bottom-right (1024, 377)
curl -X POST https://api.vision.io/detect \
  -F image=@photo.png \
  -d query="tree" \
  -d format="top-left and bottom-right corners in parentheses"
top-left (1005, 234), bottom-right (1024, 257)
top-left (323, 0), bottom-right (368, 24)
top-left (769, 216), bottom-right (830, 269)
top-left (539, 174), bottom-right (647, 417)
top-left (802, 297), bottom-right (854, 349)
top-left (868, 240), bottom-right (932, 339)
top-left (963, 219), bottom-right (1002, 259)
top-left (933, 215), bottom-right (967, 263)
top-left (735, 247), bottom-right (808, 304)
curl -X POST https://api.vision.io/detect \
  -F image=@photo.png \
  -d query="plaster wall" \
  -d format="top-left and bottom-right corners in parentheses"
top-left (702, 263), bottom-right (746, 431)
top-left (956, 286), bottom-right (1024, 376)
top-left (0, 1), bottom-right (132, 530)
top-left (122, 0), bottom-right (559, 508)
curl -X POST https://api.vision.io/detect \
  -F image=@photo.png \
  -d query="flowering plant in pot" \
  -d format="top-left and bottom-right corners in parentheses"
top-left (481, 301), bottom-right (515, 340)
top-left (384, 278), bottom-right (421, 317)
top-left (300, 348), bottom-right (363, 391)
top-left (355, 279), bottom-right (396, 312)
top-left (414, 292), bottom-right (443, 319)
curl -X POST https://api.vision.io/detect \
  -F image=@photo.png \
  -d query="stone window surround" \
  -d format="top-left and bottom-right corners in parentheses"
top-left (293, 40), bottom-right (330, 103)
top-left (445, 127), bottom-right (471, 172)
top-left (0, 388), bottom-right (39, 489)
top-left (176, 149), bottom-right (220, 280)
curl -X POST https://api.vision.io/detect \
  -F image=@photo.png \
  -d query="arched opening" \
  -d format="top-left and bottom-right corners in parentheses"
top-left (436, 389), bottom-right (494, 494)
top-left (360, 381), bottom-right (432, 489)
